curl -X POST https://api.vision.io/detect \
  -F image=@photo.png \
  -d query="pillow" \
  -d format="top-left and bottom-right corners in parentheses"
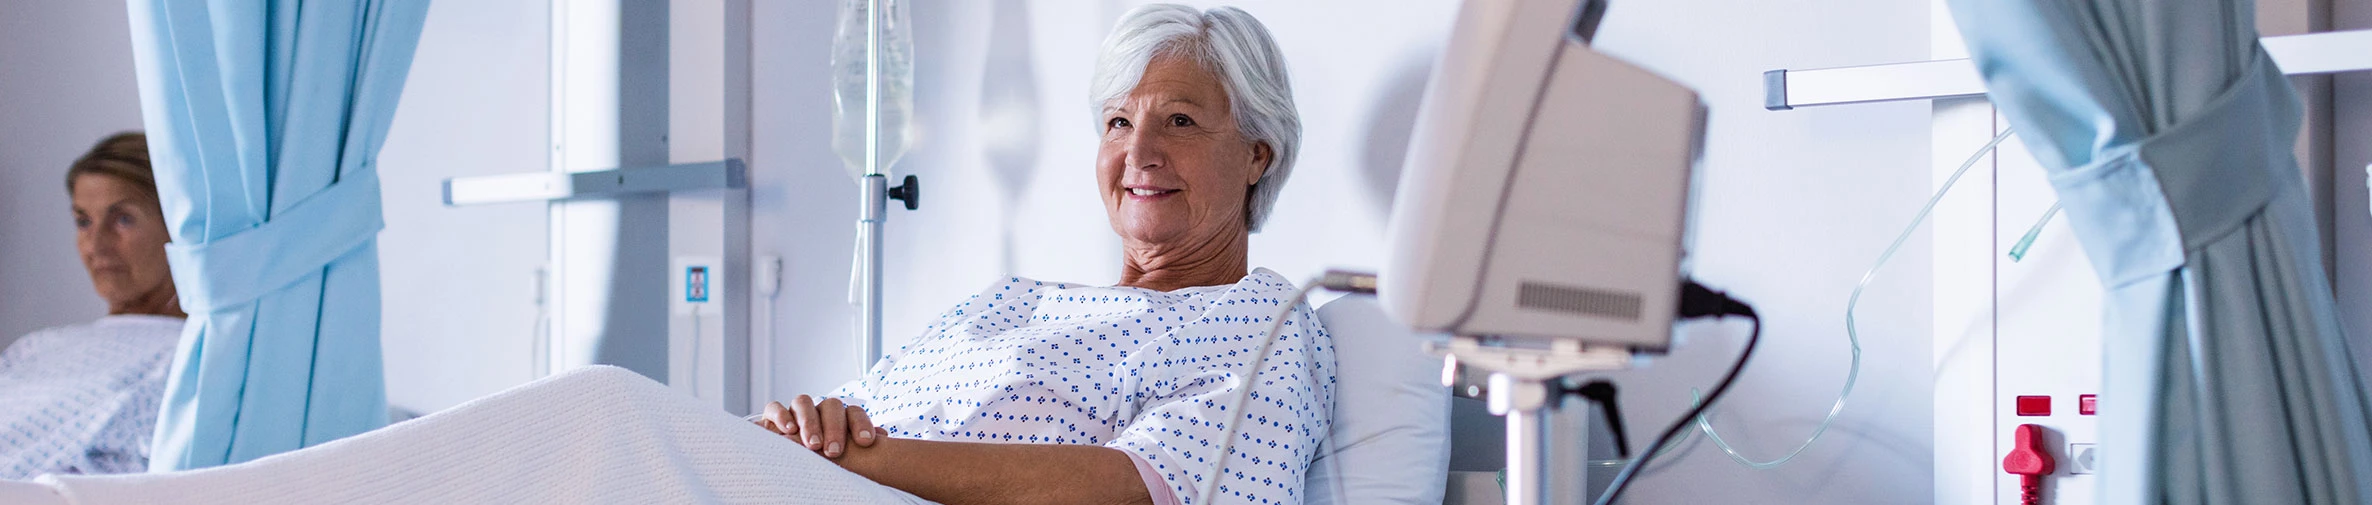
top-left (1304, 295), bottom-right (1452, 505)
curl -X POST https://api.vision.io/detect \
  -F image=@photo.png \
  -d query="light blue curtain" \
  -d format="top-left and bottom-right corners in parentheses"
top-left (123, 0), bottom-right (430, 470)
top-left (1945, 1), bottom-right (2372, 503)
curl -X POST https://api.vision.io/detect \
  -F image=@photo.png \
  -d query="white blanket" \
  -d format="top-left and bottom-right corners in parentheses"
top-left (10, 366), bottom-right (930, 505)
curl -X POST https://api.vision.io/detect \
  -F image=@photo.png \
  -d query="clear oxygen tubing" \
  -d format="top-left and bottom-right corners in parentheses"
top-left (2006, 202), bottom-right (2060, 262)
top-left (1581, 127), bottom-right (2018, 470)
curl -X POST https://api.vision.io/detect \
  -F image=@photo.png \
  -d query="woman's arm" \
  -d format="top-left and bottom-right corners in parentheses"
top-left (757, 399), bottom-right (1156, 505)
top-left (832, 437), bottom-right (1154, 505)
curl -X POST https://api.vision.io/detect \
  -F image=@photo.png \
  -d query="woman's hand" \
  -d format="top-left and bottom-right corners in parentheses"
top-left (755, 395), bottom-right (883, 458)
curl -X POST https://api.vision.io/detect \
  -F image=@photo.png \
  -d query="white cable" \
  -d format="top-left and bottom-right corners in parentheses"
top-left (1325, 439), bottom-right (1349, 504)
top-left (847, 223), bottom-right (867, 306)
top-left (754, 255), bottom-right (782, 414)
top-left (531, 305), bottom-right (549, 379)
top-left (752, 299), bottom-right (772, 410)
top-left (532, 267), bottom-right (550, 379)
top-left (1197, 278), bottom-right (1322, 505)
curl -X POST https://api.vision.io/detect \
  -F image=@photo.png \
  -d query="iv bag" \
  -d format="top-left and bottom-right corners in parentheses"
top-left (832, 0), bottom-right (916, 179)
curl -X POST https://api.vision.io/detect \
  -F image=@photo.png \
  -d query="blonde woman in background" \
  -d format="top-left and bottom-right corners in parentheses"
top-left (1, 132), bottom-right (187, 478)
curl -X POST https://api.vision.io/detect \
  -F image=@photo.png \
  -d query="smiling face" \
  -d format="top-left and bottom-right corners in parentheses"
top-left (1096, 53), bottom-right (1273, 253)
top-left (71, 173), bottom-right (178, 316)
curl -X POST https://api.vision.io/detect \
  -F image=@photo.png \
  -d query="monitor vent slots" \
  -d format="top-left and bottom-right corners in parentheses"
top-left (1517, 282), bottom-right (1643, 321)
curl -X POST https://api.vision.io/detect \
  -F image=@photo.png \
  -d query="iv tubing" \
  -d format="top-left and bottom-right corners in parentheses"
top-left (1585, 128), bottom-right (2018, 470)
top-left (2007, 202), bottom-right (2059, 262)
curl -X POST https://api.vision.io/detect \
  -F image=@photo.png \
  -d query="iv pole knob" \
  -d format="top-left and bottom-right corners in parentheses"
top-left (888, 175), bottom-right (920, 210)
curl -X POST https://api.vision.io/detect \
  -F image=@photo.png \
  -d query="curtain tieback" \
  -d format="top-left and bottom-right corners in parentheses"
top-left (166, 173), bottom-right (385, 314)
top-left (2043, 49), bottom-right (2299, 288)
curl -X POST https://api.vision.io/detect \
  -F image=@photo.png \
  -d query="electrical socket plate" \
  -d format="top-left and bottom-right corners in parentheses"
top-left (672, 255), bottom-right (722, 315)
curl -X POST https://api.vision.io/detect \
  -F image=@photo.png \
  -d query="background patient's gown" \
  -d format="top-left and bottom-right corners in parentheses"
top-left (0, 315), bottom-right (183, 478)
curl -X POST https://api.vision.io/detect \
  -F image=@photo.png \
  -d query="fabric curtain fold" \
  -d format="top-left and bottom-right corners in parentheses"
top-left (1944, 1), bottom-right (2372, 503)
top-left (123, 0), bottom-right (431, 470)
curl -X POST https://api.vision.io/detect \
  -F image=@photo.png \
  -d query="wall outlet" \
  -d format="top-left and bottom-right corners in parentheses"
top-left (686, 265), bottom-right (712, 302)
top-left (671, 255), bottom-right (722, 315)
top-left (2068, 443), bottom-right (2098, 475)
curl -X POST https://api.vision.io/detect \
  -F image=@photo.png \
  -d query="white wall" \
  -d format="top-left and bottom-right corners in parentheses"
top-left (747, 0), bottom-right (1459, 411)
top-left (372, 0), bottom-right (551, 414)
top-left (750, 0), bottom-right (1938, 502)
top-left (0, 1), bottom-right (141, 349)
top-left (1589, 1), bottom-right (1937, 502)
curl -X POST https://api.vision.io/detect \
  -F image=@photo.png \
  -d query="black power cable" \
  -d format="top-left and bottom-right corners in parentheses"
top-left (1566, 379), bottom-right (1632, 458)
top-left (1590, 279), bottom-right (1761, 505)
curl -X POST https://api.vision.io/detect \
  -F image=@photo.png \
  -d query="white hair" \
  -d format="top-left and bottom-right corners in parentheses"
top-left (1091, 4), bottom-right (1300, 232)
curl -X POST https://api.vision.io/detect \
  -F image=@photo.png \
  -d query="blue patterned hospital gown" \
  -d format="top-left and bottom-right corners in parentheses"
top-left (0, 315), bottom-right (183, 479)
top-left (831, 268), bottom-right (1335, 505)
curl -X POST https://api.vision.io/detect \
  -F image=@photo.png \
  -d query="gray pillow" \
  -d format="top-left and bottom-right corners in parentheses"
top-left (1304, 295), bottom-right (1452, 505)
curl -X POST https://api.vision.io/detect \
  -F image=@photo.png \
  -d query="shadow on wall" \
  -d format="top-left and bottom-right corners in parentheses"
top-left (1360, 53), bottom-right (1432, 219)
top-left (980, 0), bottom-right (1042, 275)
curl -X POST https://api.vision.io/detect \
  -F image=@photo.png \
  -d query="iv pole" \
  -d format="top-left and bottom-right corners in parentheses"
top-left (856, 0), bottom-right (920, 371)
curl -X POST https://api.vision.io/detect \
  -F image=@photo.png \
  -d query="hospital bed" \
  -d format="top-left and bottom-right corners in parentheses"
top-left (0, 295), bottom-right (1482, 505)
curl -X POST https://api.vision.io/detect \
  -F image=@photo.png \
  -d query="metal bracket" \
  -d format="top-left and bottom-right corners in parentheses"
top-left (441, 159), bottom-right (748, 206)
top-left (1428, 335), bottom-right (1632, 505)
top-left (1765, 29), bottom-right (2372, 110)
top-left (1428, 335), bottom-right (1635, 382)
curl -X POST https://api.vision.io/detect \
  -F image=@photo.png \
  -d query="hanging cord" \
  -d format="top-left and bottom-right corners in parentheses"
top-left (531, 267), bottom-right (550, 379)
top-left (1574, 128), bottom-right (2017, 482)
top-left (1198, 278), bottom-right (1319, 505)
top-left (1701, 127), bottom-right (2020, 469)
top-left (1613, 128), bottom-right (2023, 474)
top-left (847, 222), bottom-right (868, 306)
top-left (1591, 279), bottom-right (1759, 505)
top-left (1566, 380), bottom-right (1632, 457)
top-left (1198, 271), bottom-right (1373, 505)
top-left (754, 255), bottom-right (782, 413)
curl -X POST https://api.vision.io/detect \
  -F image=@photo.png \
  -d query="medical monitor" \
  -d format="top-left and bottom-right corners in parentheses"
top-left (1379, 0), bottom-right (1704, 350)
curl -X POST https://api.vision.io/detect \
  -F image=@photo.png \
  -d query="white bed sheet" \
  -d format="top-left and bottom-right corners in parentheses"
top-left (21, 366), bottom-right (930, 505)
top-left (11, 296), bottom-right (1459, 505)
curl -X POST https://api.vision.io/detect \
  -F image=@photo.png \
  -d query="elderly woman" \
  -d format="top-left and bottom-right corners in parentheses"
top-left (0, 5), bottom-right (1326, 505)
top-left (2, 132), bottom-right (188, 478)
top-left (753, 5), bottom-right (1329, 505)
